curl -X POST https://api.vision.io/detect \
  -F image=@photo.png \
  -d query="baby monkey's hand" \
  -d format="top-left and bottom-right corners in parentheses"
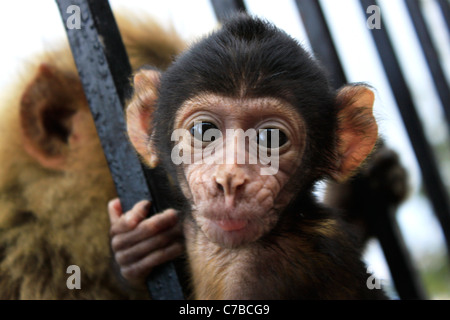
top-left (108, 199), bottom-right (184, 289)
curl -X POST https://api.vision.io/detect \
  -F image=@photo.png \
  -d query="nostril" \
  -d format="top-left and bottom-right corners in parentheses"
top-left (235, 183), bottom-right (244, 192)
top-left (213, 169), bottom-right (247, 196)
top-left (216, 182), bottom-right (224, 193)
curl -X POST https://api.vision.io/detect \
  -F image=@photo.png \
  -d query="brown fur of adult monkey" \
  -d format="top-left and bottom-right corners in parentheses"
top-left (112, 15), bottom-right (388, 299)
top-left (0, 14), bottom-right (185, 299)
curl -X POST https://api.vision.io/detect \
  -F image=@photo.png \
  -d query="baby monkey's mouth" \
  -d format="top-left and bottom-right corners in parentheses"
top-left (214, 219), bottom-right (248, 231)
top-left (198, 217), bottom-right (258, 248)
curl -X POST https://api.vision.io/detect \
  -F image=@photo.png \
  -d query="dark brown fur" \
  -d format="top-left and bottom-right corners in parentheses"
top-left (185, 206), bottom-right (386, 299)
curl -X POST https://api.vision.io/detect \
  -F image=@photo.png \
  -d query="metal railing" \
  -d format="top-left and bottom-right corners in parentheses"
top-left (56, 0), bottom-right (184, 300)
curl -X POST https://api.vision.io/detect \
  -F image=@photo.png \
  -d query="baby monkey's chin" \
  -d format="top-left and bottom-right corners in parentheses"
top-left (200, 218), bottom-right (264, 248)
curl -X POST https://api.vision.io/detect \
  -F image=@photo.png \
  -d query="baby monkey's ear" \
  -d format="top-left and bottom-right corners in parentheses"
top-left (333, 85), bottom-right (378, 182)
top-left (126, 69), bottom-right (161, 168)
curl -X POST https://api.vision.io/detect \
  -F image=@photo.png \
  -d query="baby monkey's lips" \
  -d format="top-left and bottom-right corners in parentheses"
top-left (201, 218), bottom-right (252, 248)
top-left (194, 202), bottom-right (277, 248)
top-left (199, 215), bottom-right (268, 248)
top-left (215, 219), bottom-right (248, 231)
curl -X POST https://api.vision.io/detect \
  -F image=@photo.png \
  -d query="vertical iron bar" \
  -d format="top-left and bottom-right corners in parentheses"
top-left (380, 208), bottom-right (427, 299)
top-left (405, 0), bottom-right (450, 126)
top-left (294, 0), bottom-right (348, 89)
top-left (363, 197), bottom-right (427, 299)
top-left (55, 0), bottom-right (184, 300)
top-left (437, 0), bottom-right (450, 33)
top-left (210, 0), bottom-right (247, 22)
top-left (359, 0), bottom-right (450, 258)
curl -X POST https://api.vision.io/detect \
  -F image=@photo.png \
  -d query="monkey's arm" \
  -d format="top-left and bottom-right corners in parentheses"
top-left (324, 140), bottom-right (409, 244)
top-left (108, 199), bottom-right (185, 289)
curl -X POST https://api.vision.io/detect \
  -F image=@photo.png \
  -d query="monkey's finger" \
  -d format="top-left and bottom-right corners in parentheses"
top-left (115, 224), bottom-right (184, 265)
top-left (110, 200), bottom-right (151, 236)
top-left (138, 208), bottom-right (179, 236)
top-left (108, 198), bottom-right (123, 224)
top-left (112, 208), bottom-right (180, 251)
top-left (120, 242), bottom-right (185, 283)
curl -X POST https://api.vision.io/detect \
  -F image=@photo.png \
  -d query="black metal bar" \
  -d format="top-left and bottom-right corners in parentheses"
top-left (377, 208), bottom-right (427, 299)
top-left (437, 0), bottom-right (450, 33)
top-left (294, 0), bottom-right (348, 89)
top-left (364, 198), bottom-right (427, 299)
top-left (55, 0), bottom-right (184, 300)
top-left (405, 0), bottom-right (450, 126)
top-left (210, 0), bottom-right (246, 22)
top-left (359, 0), bottom-right (450, 258)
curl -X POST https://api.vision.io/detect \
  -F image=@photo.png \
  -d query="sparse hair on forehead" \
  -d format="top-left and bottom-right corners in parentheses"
top-left (158, 14), bottom-right (333, 109)
top-left (154, 14), bottom-right (338, 185)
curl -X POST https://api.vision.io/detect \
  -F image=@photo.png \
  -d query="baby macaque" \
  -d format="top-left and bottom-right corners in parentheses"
top-left (109, 14), bottom-right (387, 299)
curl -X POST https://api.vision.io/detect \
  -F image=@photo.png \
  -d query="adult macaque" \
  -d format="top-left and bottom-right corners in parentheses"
top-left (0, 15), bottom-right (185, 299)
top-left (110, 15), bottom-right (389, 299)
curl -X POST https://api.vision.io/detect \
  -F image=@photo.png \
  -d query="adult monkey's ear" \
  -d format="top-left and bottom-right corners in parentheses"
top-left (126, 68), bottom-right (161, 168)
top-left (20, 63), bottom-right (86, 170)
top-left (333, 85), bottom-right (378, 182)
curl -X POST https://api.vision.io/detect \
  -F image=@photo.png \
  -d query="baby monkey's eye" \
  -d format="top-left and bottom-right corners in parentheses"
top-left (190, 122), bottom-right (220, 142)
top-left (257, 128), bottom-right (288, 148)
